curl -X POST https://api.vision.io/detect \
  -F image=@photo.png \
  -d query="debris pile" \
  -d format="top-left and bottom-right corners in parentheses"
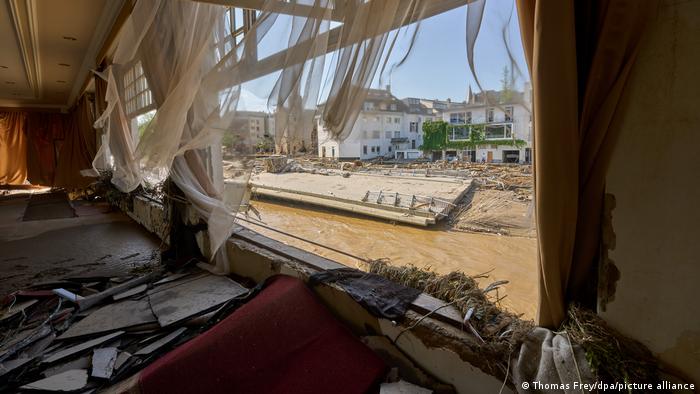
top-left (0, 267), bottom-right (249, 392)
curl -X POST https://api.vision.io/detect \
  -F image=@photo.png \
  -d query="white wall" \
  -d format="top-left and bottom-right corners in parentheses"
top-left (602, 0), bottom-right (700, 384)
top-left (318, 110), bottom-right (429, 160)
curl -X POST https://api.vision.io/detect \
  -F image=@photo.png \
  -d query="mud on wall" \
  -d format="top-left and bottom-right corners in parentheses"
top-left (602, 0), bottom-right (700, 384)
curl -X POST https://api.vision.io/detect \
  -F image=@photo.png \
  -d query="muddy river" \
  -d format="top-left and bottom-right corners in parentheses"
top-left (241, 199), bottom-right (538, 319)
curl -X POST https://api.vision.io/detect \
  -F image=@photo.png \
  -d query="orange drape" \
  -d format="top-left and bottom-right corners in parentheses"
top-left (516, 0), bottom-right (655, 327)
top-left (0, 112), bottom-right (28, 185)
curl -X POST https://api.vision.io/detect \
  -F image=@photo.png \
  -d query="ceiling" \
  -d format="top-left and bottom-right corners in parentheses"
top-left (0, 0), bottom-right (124, 111)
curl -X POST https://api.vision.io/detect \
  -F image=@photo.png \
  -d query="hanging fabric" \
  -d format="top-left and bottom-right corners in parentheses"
top-left (0, 111), bottom-right (28, 185)
top-left (516, 0), bottom-right (655, 327)
top-left (54, 95), bottom-right (97, 189)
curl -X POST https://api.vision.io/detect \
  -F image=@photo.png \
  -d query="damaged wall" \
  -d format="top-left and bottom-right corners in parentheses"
top-left (602, 0), bottom-right (700, 384)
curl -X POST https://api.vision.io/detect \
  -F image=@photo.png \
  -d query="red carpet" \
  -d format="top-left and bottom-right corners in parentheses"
top-left (139, 275), bottom-right (387, 394)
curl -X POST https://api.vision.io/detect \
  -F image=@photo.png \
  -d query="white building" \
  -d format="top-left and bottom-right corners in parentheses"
top-left (439, 90), bottom-right (532, 163)
top-left (317, 88), bottom-right (435, 160)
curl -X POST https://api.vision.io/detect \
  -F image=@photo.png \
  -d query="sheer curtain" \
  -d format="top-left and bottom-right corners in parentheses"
top-left (93, 0), bottom-right (442, 273)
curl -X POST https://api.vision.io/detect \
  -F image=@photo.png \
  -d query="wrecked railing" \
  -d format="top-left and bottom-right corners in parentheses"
top-left (361, 191), bottom-right (456, 217)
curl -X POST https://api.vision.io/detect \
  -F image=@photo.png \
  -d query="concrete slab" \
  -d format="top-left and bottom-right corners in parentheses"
top-left (249, 172), bottom-right (471, 226)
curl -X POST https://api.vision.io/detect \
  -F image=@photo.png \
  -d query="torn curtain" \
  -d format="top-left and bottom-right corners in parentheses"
top-left (516, 0), bottom-right (654, 327)
top-left (0, 112), bottom-right (28, 185)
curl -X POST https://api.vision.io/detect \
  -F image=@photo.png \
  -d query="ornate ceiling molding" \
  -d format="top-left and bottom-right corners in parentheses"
top-left (8, 0), bottom-right (42, 100)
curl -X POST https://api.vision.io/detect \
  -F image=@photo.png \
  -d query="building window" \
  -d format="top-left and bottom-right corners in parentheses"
top-left (487, 108), bottom-right (495, 122)
top-left (410, 122), bottom-right (418, 132)
top-left (363, 145), bottom-right (368, 154)
top-left (394, 131), bottom-right (400, 138)
top-left (450, 112), bottom-right (465, 124)
top-left (385, 131), bottom-right (392, 139)
top-left (505, 106), bottom-right (513, 122)
top-left (411, 140), bottom-right (416, 149)
top-left (394, 117), bottom-right (400, 124)
top-left (386, 116), bottom-right (392, 123)
top-left (388, 146), bottom-right (392, 152)
top-left (331, 147), bottom-right (335, 157)
top-left (377, 146), bottom-right (381, 154)
top-left (364, 102), bottom-right (374, 111)
top-left (123, 61), bottom-right (154, 117)
top-left (466, 112), bottom-right (472, 124)
top-left (390, 104), bottom-right (397, 111)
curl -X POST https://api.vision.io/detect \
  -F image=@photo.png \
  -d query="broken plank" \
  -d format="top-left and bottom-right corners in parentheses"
top-left (21, 369), bottom-right (89, 392)
top-left (135, 327), bottom-right (187, 356)
top-left (43, 331), bottom-right (123, 364)
top-left (58, 300), bottom-right (156, 340)
top-left (112, 284), bottom-right (148, 301)
top-left (91, 347), bottom-right (118, 379)
top-left (78, 272), bottom-right (160, 311)
top-left (148, 275), bottom-right (247, 327)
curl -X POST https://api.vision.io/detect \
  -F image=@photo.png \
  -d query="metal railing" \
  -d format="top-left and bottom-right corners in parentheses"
top-left (361, 190), bottom-right (456, 217)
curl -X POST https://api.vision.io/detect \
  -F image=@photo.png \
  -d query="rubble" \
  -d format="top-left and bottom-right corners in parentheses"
top-left (0, 267), bottom-right (251, 392)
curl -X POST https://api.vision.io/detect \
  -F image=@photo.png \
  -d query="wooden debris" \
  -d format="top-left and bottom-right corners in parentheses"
top-left (148, 274), bottom-right (247, 327)
top-left (78, 272), bottom-right (160, 311)
top-left (114, 351), bottom-right (131, 371)
top-left (42, 355), bottom-right (92, 378)
top-left (20, 369), bottom-right (89, 392)
top-left (58, 300), bottom-right (156, 340)
top-left (112, 284), bottom-right (148, 301)
top-left (43, 331), bottom-right (124, 364)
top-left (135, 327), bottom-right (187, 356)
top-left (91, 347), bottom-right (118, 379)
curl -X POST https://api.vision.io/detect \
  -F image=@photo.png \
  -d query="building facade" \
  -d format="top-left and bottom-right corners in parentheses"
top-left (439, 91), bottom-right (532, 163)
top-left (317, 89), bottom-right (435, 160)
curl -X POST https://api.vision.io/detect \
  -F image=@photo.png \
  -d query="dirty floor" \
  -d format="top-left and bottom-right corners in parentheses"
top-left (0, 191), bottom-right (162, 297)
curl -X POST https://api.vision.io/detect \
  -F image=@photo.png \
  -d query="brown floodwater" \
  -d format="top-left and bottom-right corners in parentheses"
top-left (242, 199), bottom-right (538, 319)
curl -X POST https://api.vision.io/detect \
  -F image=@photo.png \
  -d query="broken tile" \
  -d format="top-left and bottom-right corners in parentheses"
top-left (21, 369), bottom-right (88, 392)
top-left (91, 347), bottom-right (118, 379)
top-left (43, 331), bottom-right (123, 364)
top-left (58, 300), bottom-right (156, 340)
top-left (148, 275), bottom-right (247, 327)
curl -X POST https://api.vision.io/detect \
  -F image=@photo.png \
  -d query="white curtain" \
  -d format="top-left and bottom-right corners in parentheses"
top-left (92, 0), bottom-right (507, 274)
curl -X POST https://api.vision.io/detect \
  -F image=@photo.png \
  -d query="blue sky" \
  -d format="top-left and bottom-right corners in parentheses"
top-left (383, 0), bottom-right (528, 101)
top-left (238, 1), bottom-right (528, 110)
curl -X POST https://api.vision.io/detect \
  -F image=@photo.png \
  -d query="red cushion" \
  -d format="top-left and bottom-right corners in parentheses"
top-left (139, 275), bottom-right (386, 394)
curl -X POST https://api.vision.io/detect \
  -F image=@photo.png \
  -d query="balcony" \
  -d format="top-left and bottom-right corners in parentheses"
top-left (391, 137), bottom-right (409, 143)
top-left (447, 122), bottom-right (515, 141)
